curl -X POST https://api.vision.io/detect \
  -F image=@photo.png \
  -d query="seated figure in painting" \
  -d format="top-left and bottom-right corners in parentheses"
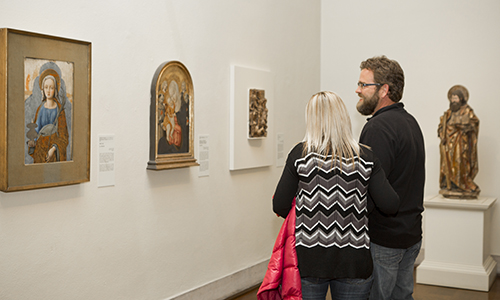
top-left (162, 97), bottom-right (176, 143)
top-left (158, 80), bottom-right (183, 153)
top-left (438, 85), bottom-right (480, 198)
top-left (27, 68), bottom-right (69, 163)
top-left (165, 80), bottom-right (183, 148)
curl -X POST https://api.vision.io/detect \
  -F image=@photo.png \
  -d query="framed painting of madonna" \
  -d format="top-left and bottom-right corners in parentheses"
top-left (147, 61), bottom-right (198, 170)
top-left (0, 28), bottom-right (91, 192)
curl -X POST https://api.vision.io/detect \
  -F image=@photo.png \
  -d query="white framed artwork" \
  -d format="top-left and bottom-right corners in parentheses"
top-left (229, 65), bottom-right (274, 170)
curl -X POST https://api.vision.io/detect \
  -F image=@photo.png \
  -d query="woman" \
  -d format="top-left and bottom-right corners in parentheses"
top-left (273, 91), bottom-right (399, 300)
top-left (28, 69), bottom-right (69, 163)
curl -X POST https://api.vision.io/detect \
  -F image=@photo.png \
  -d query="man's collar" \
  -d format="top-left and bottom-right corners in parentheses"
top-left (368, 102), bottom-right (404, 120)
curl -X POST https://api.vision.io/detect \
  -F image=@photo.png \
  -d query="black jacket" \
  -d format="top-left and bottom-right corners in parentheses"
top-left (360, 103), bottom-right (425, 249)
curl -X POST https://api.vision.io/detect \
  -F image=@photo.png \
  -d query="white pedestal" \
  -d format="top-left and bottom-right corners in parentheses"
top-left (416, 195), bottom-right (497, 291)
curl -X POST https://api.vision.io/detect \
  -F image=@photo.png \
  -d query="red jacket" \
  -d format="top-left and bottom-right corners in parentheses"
top-left (257, 199), bottom-right (302, 300)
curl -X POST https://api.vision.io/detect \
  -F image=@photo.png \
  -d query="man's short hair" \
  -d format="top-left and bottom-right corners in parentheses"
top-left (360, 56), bottom-right (405, 102)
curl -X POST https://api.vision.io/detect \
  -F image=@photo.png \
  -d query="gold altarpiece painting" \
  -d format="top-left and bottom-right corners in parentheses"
top-left (148, 61), bottom-right (198, 170)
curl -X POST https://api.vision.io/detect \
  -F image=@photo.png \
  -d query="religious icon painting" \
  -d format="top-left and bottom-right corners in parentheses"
top-left (24, 58), bottom-right (74, 165)
top-left (0, 28), bottom-right (91, 192)
top-left (147, 61), bottom-right (198, 170)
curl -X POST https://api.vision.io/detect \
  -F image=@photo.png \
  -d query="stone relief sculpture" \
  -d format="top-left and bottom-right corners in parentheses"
top-left (438, 85), bottom-right (480, 198)
top-left (249, 89), bottom-right (268, 138)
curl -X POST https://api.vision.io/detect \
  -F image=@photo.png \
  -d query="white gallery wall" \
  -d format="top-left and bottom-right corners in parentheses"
top-left (321, 0), bottom-right (500, 259)
top-left (0, 1), bottom-right (320, 299)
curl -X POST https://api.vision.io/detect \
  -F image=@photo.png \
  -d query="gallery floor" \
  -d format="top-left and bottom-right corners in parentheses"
top-left (229, 270), bottom-right (500, 300)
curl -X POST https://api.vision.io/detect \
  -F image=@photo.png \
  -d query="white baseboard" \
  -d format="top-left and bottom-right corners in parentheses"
top-left (167, 259), bottom-right (268, 300)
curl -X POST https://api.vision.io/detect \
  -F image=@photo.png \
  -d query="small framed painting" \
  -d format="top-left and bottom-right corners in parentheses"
top-left (147, 61), bottom-right (198, 170)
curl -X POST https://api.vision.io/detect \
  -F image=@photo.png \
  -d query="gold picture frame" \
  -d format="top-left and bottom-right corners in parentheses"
top-left (0, 28), bottom-right (91, 192)
top-left (147, 61), bottom-right (198, 170)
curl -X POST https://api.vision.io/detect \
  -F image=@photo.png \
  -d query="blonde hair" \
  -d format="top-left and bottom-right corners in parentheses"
top-left (303, 91), bottom-right (360, 164)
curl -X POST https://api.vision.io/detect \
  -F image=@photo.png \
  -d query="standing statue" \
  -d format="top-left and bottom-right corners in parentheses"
top-left (438, 85), bottom-right (480, 198)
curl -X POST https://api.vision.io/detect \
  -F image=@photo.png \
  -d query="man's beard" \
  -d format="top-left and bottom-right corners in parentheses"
top-left (450, 101), bottom-right (462, 112)
top-left (356, 92), bottom-right (379, 116)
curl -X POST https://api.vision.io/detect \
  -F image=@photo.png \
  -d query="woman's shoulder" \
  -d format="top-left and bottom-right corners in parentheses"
top-left (286, 142), bottom-right (305, 162)
top-left (289, 142), bottom-right (304, 155)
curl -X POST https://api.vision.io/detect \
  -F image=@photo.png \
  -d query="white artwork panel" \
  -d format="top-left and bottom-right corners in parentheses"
top-left (230, 66), bottom-right (274, 170)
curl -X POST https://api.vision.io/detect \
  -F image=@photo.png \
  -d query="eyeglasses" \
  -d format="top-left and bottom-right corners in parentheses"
top-left (357, 82), bottom-right (382, 89)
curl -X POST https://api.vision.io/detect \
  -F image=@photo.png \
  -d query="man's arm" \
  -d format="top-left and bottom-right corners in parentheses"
top-left (360, 122), bottom-right (396, 178)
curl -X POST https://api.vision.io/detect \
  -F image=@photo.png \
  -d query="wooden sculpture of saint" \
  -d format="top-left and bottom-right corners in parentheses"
top-left (438, 85), bottom-right (480, 198)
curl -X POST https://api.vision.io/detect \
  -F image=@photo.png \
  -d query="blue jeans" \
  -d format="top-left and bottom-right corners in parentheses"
top-left (301, 275), bottom-right (373, 300)
top-left (369, 240), bottom-right (422, 300)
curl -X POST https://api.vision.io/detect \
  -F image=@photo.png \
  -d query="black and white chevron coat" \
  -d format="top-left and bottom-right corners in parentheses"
top-left (273, 142), bottom-right (399, 280)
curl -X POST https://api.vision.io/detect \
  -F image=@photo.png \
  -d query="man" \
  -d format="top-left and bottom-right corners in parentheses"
top-left (356, 56), bottom-right (425, 300)
top-left (438, 85), bottom-right (479, 198)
